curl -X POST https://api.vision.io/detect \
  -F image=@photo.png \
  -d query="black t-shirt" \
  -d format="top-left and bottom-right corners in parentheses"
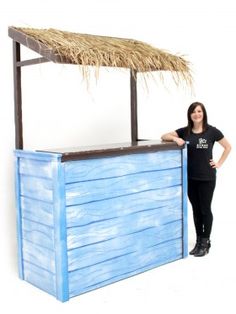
top-left (176, 125), bottom-right (224, 180)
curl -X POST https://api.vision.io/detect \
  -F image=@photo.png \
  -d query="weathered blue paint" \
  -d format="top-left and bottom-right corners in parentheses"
top-left (14, 148), bottom-right (188, 301)
top-left (182, 146), bottom-right (188, 257)
top-left (52, 159), bottom-right (69, 302)
top-left (15, 155), bottom-right (24, 279)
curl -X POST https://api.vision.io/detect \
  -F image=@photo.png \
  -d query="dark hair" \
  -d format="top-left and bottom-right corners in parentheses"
top-left (187, 102), bottom-right (208, 134)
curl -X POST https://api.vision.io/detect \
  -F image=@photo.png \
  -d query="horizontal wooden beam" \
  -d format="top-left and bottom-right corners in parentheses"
top-left (16, 57), bottom-right (50, 67)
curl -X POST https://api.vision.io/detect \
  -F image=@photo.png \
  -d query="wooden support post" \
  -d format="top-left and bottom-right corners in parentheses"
top-left (13, 41), bottom-right (23, 149)
top-left (130, 70), bottom-right (138, 142)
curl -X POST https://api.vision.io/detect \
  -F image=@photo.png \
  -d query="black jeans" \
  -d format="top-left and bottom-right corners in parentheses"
top-left (188, 179), bottom-right (216, 238)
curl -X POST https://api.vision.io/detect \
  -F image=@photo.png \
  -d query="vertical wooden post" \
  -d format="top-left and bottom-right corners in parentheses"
top-left (53, 158), bottom-right (69, 302)
top-left (14, 155), bottom-right (24, 279)
top-left (181, 145), bottom-right (188, 257)
top-left (13, 41), bottom-right (23, 149)
top-left (130, 70), bottom-right (138, 142)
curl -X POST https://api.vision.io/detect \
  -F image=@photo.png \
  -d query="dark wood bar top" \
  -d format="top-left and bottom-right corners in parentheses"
top-left (38, 140), bottom-right (181, 162)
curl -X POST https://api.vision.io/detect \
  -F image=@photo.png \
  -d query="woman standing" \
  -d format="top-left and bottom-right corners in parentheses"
top-left (161, 102), bottom-right (231, 257)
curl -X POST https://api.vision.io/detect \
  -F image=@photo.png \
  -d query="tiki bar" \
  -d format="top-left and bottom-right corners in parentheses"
top-left (9, 27), bottom-right (191, 301)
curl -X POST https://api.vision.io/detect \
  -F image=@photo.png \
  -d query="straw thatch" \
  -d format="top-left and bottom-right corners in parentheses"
top-left (13, 27), bottom-right (192, 86)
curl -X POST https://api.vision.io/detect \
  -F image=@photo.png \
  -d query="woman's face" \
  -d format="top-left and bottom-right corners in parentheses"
top-left (190, 105), bottom-right (204, 124)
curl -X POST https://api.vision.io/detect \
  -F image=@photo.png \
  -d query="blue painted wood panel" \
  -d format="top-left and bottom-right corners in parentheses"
top-left (21, 196), bottom-right (54, 227)
top-left (69, 238), bottom-right (182, 297)
top-left (23, 240), bottom-right (55, 273)
top-left (24, 261), bottom-right (56, 296)
top-left (20, 175), bottom-right (53, 202)
top-left (66, 167), bottom-right (181, 206)
top-left (68, 220), bottom-right (182, 271)
top-left (14, 148), bottom-right (187, 302)
top-left (67, 189), bottom-right (182, 249)
top-left (22, 218), bottom-right (54, 250)
top-left (65, 150), bottom-right (181, 183)
top-left (66, 187), bottom-right (181, 227)
top-left (19, 158), bottom-right (53, 178)
top-left (15, 151), bottom-right (65, 300)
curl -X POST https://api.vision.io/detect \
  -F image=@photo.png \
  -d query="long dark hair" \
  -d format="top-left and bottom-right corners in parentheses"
top-left (187, 102), bottom-right (208, 134)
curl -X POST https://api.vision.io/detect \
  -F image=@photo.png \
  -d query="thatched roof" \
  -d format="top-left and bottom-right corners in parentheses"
top-left (8, 26), bottom-right (192, 85)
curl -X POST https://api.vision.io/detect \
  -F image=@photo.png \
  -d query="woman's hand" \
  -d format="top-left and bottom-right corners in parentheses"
top-left (173, 137), bottom-right (185, 146)
top-left (209, 137), bottom-right (231, 169)
top-left (209, 159), bottom-right (221, 169)
top-left (161, 131), bottom-right (185, 146)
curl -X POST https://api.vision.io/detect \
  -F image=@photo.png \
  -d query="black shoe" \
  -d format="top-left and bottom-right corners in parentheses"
top-left (189, 236), bottom-right (201, 255)
top-left (194, 238), bottom-right (211, 257)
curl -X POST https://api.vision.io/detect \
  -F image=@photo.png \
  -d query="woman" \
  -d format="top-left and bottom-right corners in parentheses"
top-left (161, 102), bottom-right (231, 257)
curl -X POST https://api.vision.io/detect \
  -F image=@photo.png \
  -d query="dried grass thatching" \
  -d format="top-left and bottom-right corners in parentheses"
top-left (12, 27), bottom-right (192, 86)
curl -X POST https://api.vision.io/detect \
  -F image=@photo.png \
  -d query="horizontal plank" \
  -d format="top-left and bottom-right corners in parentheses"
top-left (24, 261), bottom-right (56, 296)
top-left (22, 219), bottom-right (55, 250)
top-left (21, 196), bottom-right (54, 227)
top-left (19, 158), bottom-right (53, 178)
top-left (23, 240), bottom-right (55, 273)
top-left (20, 175), bottom-right (53, 202)
top-left (69, 238), bottom-right (182, 297)
top-left (66, 167), bottom-right (181, 206)
top-left (66, 186), bottom-right (181, 227)
top-left (65, 150), bottom-right (181, 183)
top-left (68, 220), bottom-right (182, 271)
top-left (67, 198), bottom-right (182, 249)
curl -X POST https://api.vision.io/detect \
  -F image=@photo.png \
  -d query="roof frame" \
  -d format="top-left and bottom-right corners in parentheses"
top-left (9, 27), bottom-right (139, 149)
top-left (8, 26), bottom-right (191, 150)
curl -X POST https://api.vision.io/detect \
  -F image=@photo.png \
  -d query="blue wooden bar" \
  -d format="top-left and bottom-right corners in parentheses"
top-left (9, 27), bottom-right (191, 303)
top-left (14, 140), bottom-right (188, 301)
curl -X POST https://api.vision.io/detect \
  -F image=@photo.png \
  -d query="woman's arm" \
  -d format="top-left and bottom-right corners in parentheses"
top-left (161, 131), bottom-right (185, 146)
top-left (209, 137), bottom-right (232, 168)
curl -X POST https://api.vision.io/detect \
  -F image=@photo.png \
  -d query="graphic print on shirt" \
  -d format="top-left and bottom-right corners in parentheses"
top-left (196, 138), bottom-right (208, 149)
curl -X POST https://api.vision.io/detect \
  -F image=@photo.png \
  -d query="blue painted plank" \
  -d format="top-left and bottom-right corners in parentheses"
top-left (52, 160), bottom-right (69, 302)
top-left (15, 149), bottom-right (62, 162)
top-left (66, 167), bottom-right (181, 206)
top-left (182, 145), bottom-right (188, 257)
top-left (15, 156), bottom-right (24, 279)
top-left (67, 191), bottom-right (182, 250)
top-left (23, 240), bottom-right (55, 273)
top-left (19, 158), bottom-right (53, 178)
top-left (20, 175), bottom-right (53, 202)
top-left (65, 150), bottom-right (181, 183)
top-left (22, 219), bottom-right (54, 250)
top-left (21, 196), bottom-right (54, 227)
top-left (66, 187), bottom-right (182, 227)
top-left (68, 220), bottom-right (182, 271)
top-left (69, 238), bottom-right (182, 297)
top-left (24, 261), bottom-right (56, 296)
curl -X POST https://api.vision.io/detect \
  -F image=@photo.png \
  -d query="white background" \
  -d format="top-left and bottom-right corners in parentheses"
top-left (1, 1), bottom-right (235, 313)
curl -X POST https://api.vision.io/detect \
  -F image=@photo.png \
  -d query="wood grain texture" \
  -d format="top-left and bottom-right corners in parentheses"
top-left (66, 187), bottom-right (181, 228)
top-left (65, 150), bottom-right (184, 297)
top-left (65, 150), bottom-right (181, 183)
top-left (68, 220), bottom-right (182, 271)
top-left (15, 151), bottom-right (63, 299)
top-left (67, 189), bottom-right (181, 249)
top-left (24, 261), bottom-right (56, 296)
top-left (22, 218), bottom-right (54, 250)
top-left (19, 158), bottom-right (53, 178)
top-left (181, 146), bottom-right (188, 257)
top-left (23, 240), bottom-right (55, 273)
top-left (66, 168), bottom-right (181, 206)
top-left (14, 148), bottom-right (187, 301)
top-left (21, 196), bottom-right (54, 227)
top-left (69, 238), bottom-right (182, 297)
